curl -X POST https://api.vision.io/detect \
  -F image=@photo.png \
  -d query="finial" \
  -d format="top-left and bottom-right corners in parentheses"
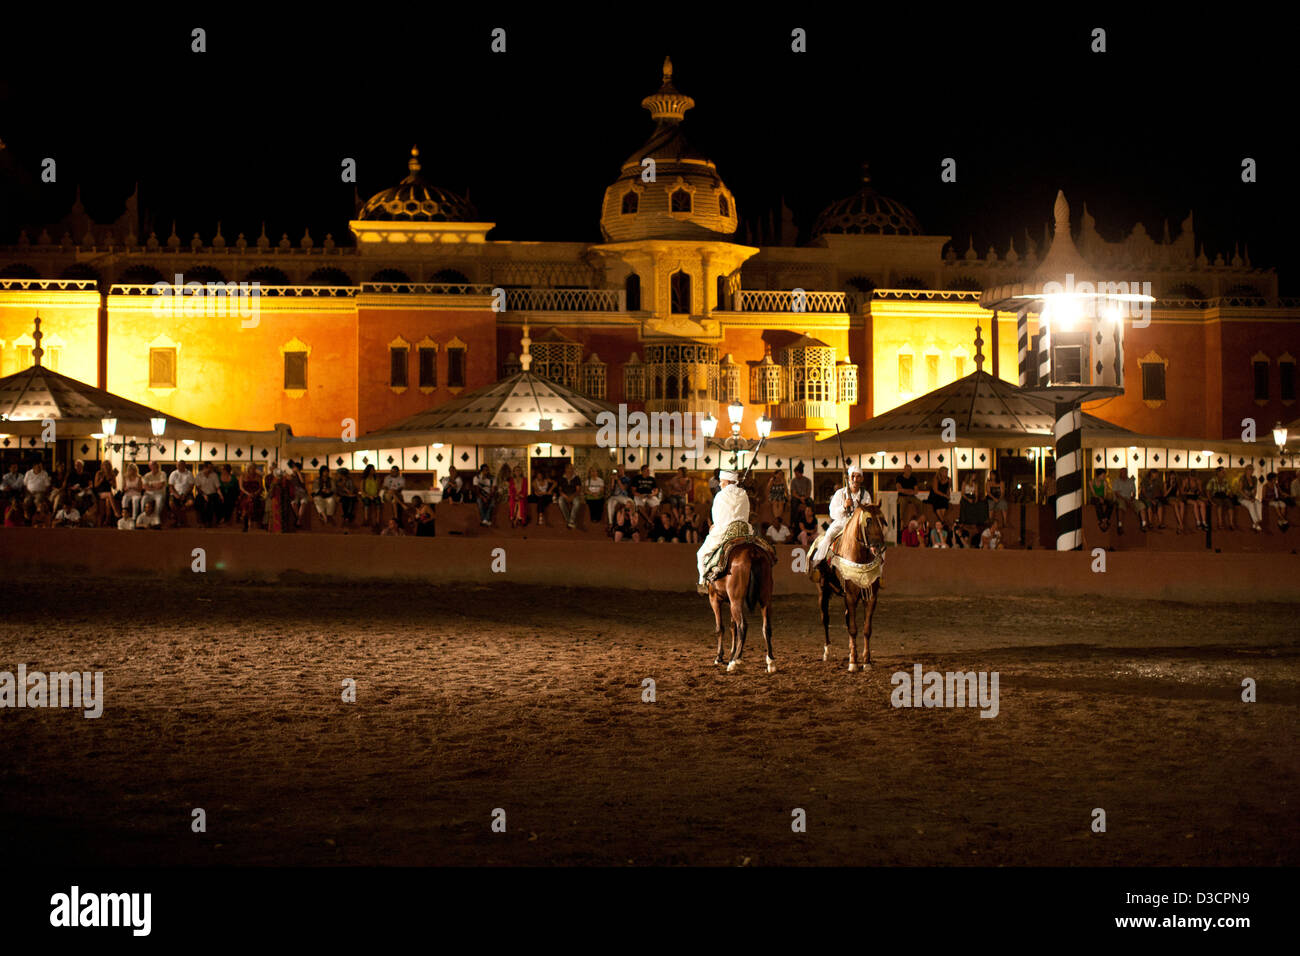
top-left (973, 323), bottom-right (984, 372)
top-left (31, 316), bottom-right (44, 367)
top-left (408, 145), bottom-right (421, 177)
top-left (641, 57), bottom-right (693, 121)
top-left (860, 162), bottom-right (871, 184)
top-left (519, 323), bottom-right (533, 372)
top-left (1053, 190), bottom-right (1070, 232)
top-left (662, 56), bottom-right (672, 81)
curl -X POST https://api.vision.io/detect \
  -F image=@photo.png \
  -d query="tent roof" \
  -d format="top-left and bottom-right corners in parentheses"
top-left (0, 364), bottom-right (200, 431)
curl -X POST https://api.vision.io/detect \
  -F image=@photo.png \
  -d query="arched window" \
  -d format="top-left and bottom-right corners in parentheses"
top-left (716, 274), bottom-right (729, 311)
top-left (670, 271), bottom-right (691, 314)
top-left (666, 375), bottom-right (679, 399)
top-left (625, 273), bottom-right (641, 311)
top-left (719, 194), bottom-right (730, 217)
top-left (622, 191), bottom-right (638, 214)
top-left (671, 189), bottom-right (691, 213)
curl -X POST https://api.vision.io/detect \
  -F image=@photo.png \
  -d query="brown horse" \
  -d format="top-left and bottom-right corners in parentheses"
top-left (708, 542), bottom-right (776, 673)
top-left (816, 503), bottom-right (886, 672)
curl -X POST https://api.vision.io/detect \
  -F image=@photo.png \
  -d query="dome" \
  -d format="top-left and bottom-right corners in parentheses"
top-left (358, 146), bottom-right (477, 222)
top-left (600, 58), bottom-right (738, 243)
top-left (812, 166), bottom-right (922, 237)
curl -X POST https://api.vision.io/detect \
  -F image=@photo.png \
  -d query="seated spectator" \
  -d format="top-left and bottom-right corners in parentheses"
top-left (795, 504), bottom-right (820, 548)
top-left (141, 461), bottom-right (168, 522)
top-left (194, 461), bottom-right (222, 527)
top-left (901, 518), bottom-right (921, 547)
top-left (632, 464), bottom-right (661, 521)
top-left (381, 465), bottom-right (405, 524)
top-left (2, 463), bottom-right (25, 506)
top-left (359, 464), bottom-right (381, 527)
top-left (61, 459), bottom-right (95, 516)
top-left (29, 499), bottom-right (52, 527)
top-left (681, 504), bottom-right (701, 544)
top-left (116, 510), bottom-right (135, 530)
top-left (926, 466), bottom-right (953, 524)
top-left (4, 500), bottom-right (23, 527)
top-left (980, 520), bottom-right (1003, 550)
top-left (953, 523), bottom-right (972, 549)
top-left (1262, 472), bottom-right (1287, 532)
top-left (472, 464), bottom-right (497, 527)
top-left (413, 496), bottom-right (436, 536)
top-left (121, 463), bottom-right (144, 520)
top-left (789, 462), bottom-right (813, 515)
top-left (312, 465), bottom-right (337, 524)
top-left (380, 517), bottom-right (405, 536)
top-left (604, 466), bottom-right (633, 524)
top-left (895, 464), bottom-right (921, 525)
top-left (1141, 468), bottom-right (1166, 530)
top-left (930, 518), bottom-right (950, 548)
top-left (584, 466), bottom-right (606, 524)
top-left (1112, 467), bottom-right (1148, 534)
top-left (766, 513), bottom-right (792, 544)
top-left (1234, 469), bottom-right (1261, 533)
top-left (1088, 468), bottom-right (1114, 532)
top-left (765, 469), bottom-right (789, 524)
top-left (93, 464), bottom-right (121, 526)
top-left (1205, 466), bottom-right (1232, 531)
top-left (651, 504), bottom-right (679, 543)
top-left (135, 497), bottom-right (161, 529)
top-left (667, 466), bottom-right (692, 510)
top-left (528, 469), bottom-right (556, 525)
top-left (628, 509), bottom-right (647, 542)
top-left (1179, 472), bottom-right (1207, 532)
top-left (609, 504), bottom-right (634, 542)
top-left (440, 465), bottom-right (465, 503)
top-left (287, 461), bottom-right (312, 527)
top-left (507, 465), bottom-right (528, 527)
top-left (335, 467), bottom-right (358, 526)
top-left (168, 461), bottom-right (197, 527)
top-left (54, 501), bottom-right (81, 527)
top-left (959, 472), bottom-right (986, 528)
top-left (985, 473), bottom-right (1008, 528)
top-left (916, 517), bottom-right (931, 547)
top-left (555, 463), bottom-right (580, 529)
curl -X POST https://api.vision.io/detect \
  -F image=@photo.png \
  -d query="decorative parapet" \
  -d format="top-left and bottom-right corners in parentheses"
top-left (0, 278), bottom-right (99, 292)
top-left (362, 282), bottom-right (495, 296)
top-left (109, 284), bottom-right (357, 297)
top-left (503, 288), bottom-right (624, 312)
top-left (735, 290), bottom-right (851, 313)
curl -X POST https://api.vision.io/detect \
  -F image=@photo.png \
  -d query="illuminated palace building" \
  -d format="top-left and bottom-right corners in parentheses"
top-left (1, 59), bottom-right (1297, 452)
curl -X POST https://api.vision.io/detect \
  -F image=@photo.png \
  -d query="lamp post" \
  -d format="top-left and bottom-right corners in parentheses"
top-left (1273, 422), bottom-right (1290, 457)
top-left (100, 412), bottom-right (169, 464)
top-left (700, 400), bottom-right (772, 478)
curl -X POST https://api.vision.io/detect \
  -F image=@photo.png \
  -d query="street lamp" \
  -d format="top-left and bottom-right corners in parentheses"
top-left (101, 412), bottom-right (170, 460)
top-left (1273, 422), bottom-right (1289, 453)
top-left (700, 401), bottom-right (771, 473)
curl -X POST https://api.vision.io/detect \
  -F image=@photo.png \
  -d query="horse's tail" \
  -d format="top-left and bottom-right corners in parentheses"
top-left (745, 546), bottom-right (769, 612)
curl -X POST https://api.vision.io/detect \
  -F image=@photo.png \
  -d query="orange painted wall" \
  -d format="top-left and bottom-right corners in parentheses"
top-left (357, 307), bottom-right (497, 433)
top-left (105, 298), bottom-right (358, 436)
top-left (0, 294), bottom-right (100, 382)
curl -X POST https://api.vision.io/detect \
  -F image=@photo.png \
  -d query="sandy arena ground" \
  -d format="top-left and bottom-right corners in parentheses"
top-left (0, 572), bottom-right (1296, 866)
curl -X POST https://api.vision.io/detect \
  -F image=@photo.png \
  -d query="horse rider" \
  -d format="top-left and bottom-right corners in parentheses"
top-left (811, 464), bottom-right (873, 574)
top-left (697, 469), bottom-right (749, 592)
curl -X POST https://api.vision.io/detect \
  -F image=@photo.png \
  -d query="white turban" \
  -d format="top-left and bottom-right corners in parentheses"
top-left (719, 470), bottom-right (740, 482)
top-left (848, 464), bottom-right (863, 477)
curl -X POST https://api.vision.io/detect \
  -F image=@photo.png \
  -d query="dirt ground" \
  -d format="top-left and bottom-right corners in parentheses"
top-left (0, 572), bottom-right (1295, 866)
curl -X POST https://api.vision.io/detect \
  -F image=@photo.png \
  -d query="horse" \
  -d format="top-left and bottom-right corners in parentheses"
top-left (815, 502), bottom-right (886, 672)
top-left (707, 541), bottom-right (776, 674)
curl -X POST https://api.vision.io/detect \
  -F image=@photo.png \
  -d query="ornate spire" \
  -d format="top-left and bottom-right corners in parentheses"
top-left (974, 323), bottom-right (984, 372)
top-left (641, 56), bottom-right (695, 122)
top-left (519, 323), bottom-right (533, 372)
top-left (31, 316), bottom-right (44, 367)
top-left (405, 145), bottom-right (423, 181)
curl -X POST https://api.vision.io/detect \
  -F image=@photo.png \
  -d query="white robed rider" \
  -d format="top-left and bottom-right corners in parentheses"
top-left (697, 469), bottom-right (749, 590)
top-left (811, 464), bottom-right (873, 569)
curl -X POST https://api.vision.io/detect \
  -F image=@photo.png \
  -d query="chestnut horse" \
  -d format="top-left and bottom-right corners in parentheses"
top-left (816, 502), bottom-right (886, 672)
top-left (708, 542), bottom-right (776, 673)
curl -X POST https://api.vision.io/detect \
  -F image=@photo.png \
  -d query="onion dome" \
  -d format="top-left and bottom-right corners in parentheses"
top-left (600, 58), bottom-right (738, 242)
top-left (358, 146), bottom-right (477, 222)
top-left (812, 165), bottom-right (923, 238)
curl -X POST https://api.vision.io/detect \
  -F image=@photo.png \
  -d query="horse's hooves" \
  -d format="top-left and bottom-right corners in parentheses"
top-left (766, 658), bottom-right (777, 674)
top-left (848, 663), bottom-right (858, 673)
top-left (822, 647), bottom-right (830, 662)
top-left (726, 660), bottom-right (738, 673)
top-left (713, 657), bottom-right (725, 666)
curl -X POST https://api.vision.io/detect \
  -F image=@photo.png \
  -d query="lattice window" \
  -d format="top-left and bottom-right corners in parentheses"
top-left (646, 343), bottom-right (719, 403)
top-left (779, 340), bottom-right (835, 404)
top-left (531, 337), bottom-right (581, 388)
top-left (750, 354), bottom-right (783, 404)
top-left (837, 361), bottom-right (858, 405)
top-left (582, 354), bottom-right (607, 399)
top-left (719, 354), bottom-right (741, 402)
top-left (623, 353), bottom-right (645, 401)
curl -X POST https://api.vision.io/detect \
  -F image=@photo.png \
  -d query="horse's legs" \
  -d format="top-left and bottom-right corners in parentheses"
top-left (845, 591), bottom-right (860, 672)
top-left (709, 591), bottom-right (726, 665)
top-left (820, 582), bottom-right (832, 661)
top-left (861, 584), bottom-right (879, 666)
top-left (726, 596), bottom-right (746, 673)
top-left (761, 602), bottom-right (776, 673)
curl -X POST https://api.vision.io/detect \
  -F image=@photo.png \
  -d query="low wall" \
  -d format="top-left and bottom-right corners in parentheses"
top-left (2, 528), bottom-right (1297, 602)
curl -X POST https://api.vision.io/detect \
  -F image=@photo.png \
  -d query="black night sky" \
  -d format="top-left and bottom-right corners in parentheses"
top-left (1, 8), bottom-right (1294, 289)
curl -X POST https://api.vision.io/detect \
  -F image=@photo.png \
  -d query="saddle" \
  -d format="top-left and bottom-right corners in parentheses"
top-left (808, 530), bottom-right (884, 591)
top-left (703, 519), bottom-right (776, 585)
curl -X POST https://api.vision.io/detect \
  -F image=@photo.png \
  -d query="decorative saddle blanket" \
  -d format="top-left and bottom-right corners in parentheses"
top-left (808, 531), bottom-right (884, 590)
top-left (704, 520), bottom-right (777, 579)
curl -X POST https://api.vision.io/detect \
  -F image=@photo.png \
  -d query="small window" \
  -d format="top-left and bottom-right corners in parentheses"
top-left (719, 194), bottom-right (730, 217)
top-left (149, 347), bottom-right (177, 388)
top-left (926, 354), bottom-right (939, 390)
top-left (1281, 361), bottom-right (1296, 402)
top-left (625, 273), bottom-right (641, 311)
top-left (390, 347), bottom-right (408, 388)
top-left (1053, 345), bottom-right (1083, 384)
top-left (1253, 360), bottom-right (1269, 401)
top-left (44, 347), bottom-right (61, 371)
top-left (899, 354), bottom-right (913, 393)
top-left (419, 347), bottom-right (437, 388)
top-left (671, 189), bottom-right (691, 213)
top-left (448, 347), bottom-right (466, 388)
top-left (670, 271), bottom-right (691, 314)
top-left (17, 346), bottom-right (31, 369)
top-left (284, 351), bottom-right (308, 390)
top-left (954, 355), bottom-right (966, 379)
top-left (622, 191), bottom-right (638, 214)
top-left (1141, 362), bottom-right (1166, 401)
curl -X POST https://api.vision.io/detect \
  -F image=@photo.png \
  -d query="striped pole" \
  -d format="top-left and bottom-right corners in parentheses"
top-left (1017, 307), bottom-right (1030, 386)
top-left (1054, 401), bottom-right (1084, 550)
top-left (1037, 315), bottom-right (1052, 387)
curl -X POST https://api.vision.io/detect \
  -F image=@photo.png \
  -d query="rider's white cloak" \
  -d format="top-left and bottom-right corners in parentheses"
top-left (696, 484), bottom-right (750, 583)
top-left (811, 485), bottom-right (873, 564)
